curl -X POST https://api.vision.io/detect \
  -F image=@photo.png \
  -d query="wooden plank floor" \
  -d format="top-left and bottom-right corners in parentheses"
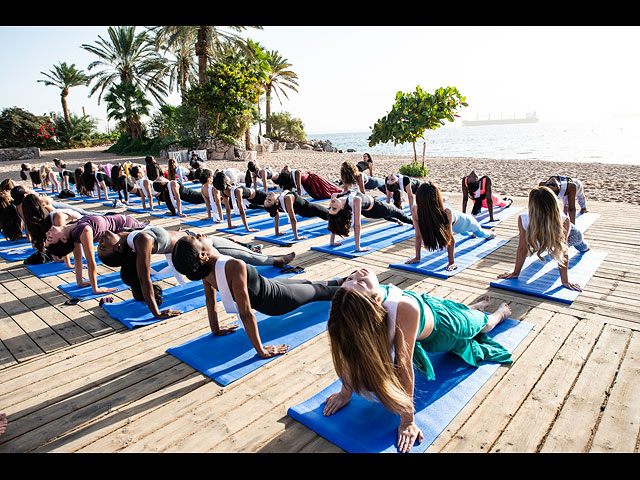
top-left (0, 192), bottom-right (638, 453)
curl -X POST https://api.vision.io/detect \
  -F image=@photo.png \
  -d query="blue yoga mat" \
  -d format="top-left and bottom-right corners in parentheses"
top-left (26, 256), bottom-right (103, 278)
top-left (150, 203), bottom-right (210, 218)
top-left (311, 222), bottom-right (415, 258)
top-left (574, 212), bottom-right (599, 231)
top-left (389, 235), bottom-right (508, 278)
top-left (0, 246), bottom-right (36, 261)
top-left (127, 203), bottom-right (170, 214)
top-left (287, 318), bottom-right (534, 453)
top-left (216, 213), bottom-right (309, 236)
top-left (490, 248), bottom-right (607, 304)
top-left (167, 299), bottom-right (331, 386)
top-left (255, 220), bottom-right (330, 245)
top-left (180, 206), bottom-right (266, 229)
top-left (103, 264), bottom-right (296, 329)
top-left (476, 205), bottom-right (524, 228)
top-left (58, 259), bottom-right (174, 301)
top-left (0, 237), bottom-right (31, 251)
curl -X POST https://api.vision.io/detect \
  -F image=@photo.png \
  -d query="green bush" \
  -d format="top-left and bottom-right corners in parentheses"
top-left (399, 161), bottom-right (428, 178)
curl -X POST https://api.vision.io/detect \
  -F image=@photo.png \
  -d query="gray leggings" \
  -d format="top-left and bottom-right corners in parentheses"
top-left (209, 235), bottom-right (276, 266)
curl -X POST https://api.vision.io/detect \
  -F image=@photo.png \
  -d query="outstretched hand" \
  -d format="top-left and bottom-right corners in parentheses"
top-left (323, 391), bottom-right (351, 416)
top-left (397, 421), bottom-right (423, 453)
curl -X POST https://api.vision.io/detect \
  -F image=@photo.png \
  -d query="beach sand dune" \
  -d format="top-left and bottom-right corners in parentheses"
top-left (2, 145), bottom-right (638, 205)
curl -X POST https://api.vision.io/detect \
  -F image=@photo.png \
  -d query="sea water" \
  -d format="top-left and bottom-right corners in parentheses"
top-left (308, 118), bottom-right (640, 166)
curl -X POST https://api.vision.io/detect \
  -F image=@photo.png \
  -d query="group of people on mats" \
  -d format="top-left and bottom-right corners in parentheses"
top-left (1, 150), bottom-right (589, 452)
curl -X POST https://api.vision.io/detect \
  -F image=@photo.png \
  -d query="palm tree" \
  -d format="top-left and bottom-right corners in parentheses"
top-left (263, 51), bottom-right (299, 136)
top-left (37, 62), bottom-right (88, 128)
top-left (147, 26), bottom-right (198, 105)
top-left (104, 82), bottom-right (152, 141)
top-left (81, 26), bottom-right (169, 105)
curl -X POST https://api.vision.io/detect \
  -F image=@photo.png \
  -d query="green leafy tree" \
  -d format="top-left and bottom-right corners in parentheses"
top-left (263, 50), bottom-right (299, 136)
top-left (369, 86), bottom-right (468, 171)
top-left (37, 62), bottom-right (88, 128)
top-left (186, 63), bottom-right (261, 139)
top-left (81, 26), bottom-right (169, 104)
top-left (104, 82), bottom-right (152, 141)
top-left (149, 26), bottom-right (261, 136)
top-left (266, 111), bottom-right (306, 143)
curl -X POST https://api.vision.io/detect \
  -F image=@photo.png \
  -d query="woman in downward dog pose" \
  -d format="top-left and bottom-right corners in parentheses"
top-left (407, 182), bottom-right (495, 271)
top-left (171, 234), bottom-right (340, 358)
top-left (323, 267), bottom-right (513, 453)
top-left (497, 185), bottom-right (589, 291)
top-left (327, 190), bottom-right (413, 252)
top-left (263, 190), bottom-right (329, 241)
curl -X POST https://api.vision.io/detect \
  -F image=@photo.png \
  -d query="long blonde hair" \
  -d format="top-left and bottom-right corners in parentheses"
top-left (39, 165), bottom-right (50, 189)
top-left (526, 186), bottom-right (568, 265)
top-left (328, 288), bottom-right (414, 416)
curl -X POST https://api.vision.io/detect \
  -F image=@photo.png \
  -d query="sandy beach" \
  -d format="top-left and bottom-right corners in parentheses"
top-left (2, 145), bottom-right (639, 205)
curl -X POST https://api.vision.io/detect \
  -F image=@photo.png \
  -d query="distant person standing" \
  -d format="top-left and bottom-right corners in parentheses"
top-left (539, 175), bottom-right (587, 224)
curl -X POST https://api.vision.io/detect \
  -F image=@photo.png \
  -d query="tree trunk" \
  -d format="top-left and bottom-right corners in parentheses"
top-left (412, 141), bottom-right (417, 163)
top-left (60, 88), bottom-right (70, 128)
top-left (422, 141), bottom-right (426, 166)
top-left (196, 26), bottom-right (211, 138)
top-left (265, 85), bottom-right (272, 136)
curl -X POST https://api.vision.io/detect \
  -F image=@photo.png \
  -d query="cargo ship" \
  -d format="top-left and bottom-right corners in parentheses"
top-left (462, 111), bottom-right (539, 126)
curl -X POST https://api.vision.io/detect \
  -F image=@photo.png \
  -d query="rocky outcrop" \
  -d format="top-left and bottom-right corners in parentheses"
top-left (0, 147), bottom-right (40, 161)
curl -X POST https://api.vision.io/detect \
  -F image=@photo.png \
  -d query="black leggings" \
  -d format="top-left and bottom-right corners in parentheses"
top-left (363, 199), bottom-right (412, 225)
top-left (247, 266), bottom-right (339, 316)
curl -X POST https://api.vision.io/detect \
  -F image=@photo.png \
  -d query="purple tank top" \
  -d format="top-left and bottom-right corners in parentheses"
top-left (71, 214), bottom-right (146, 243)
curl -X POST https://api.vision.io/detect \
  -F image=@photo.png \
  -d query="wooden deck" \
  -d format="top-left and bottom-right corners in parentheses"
top-left (0, 192), bottom-right (638, 453)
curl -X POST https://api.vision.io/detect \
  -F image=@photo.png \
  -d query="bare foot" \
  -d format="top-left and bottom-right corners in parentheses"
top-left (482, 302), bottom-right (511, 333)
top-left (273, 251), bottom-right (296, 268)
top-left (469, 294), bottom-right (491, 311)
top-left (0, 413), bottom-right (6, 436)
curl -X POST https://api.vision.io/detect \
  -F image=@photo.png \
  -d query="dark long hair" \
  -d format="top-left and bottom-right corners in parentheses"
top-left (327, 201), bottom-right (352, 237)
top-left (0, 195), bottom-right (23, 240)
top-left (415, 182), bottom-right (452, 251)
top-left (21, 193), bottom-right (52, 251)
top-left (145, 156), bottom-right (162, 181)
top-left (275, 170), bottom-right (294, 190)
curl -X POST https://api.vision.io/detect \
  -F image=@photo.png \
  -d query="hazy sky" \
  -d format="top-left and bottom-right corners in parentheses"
top-left (1, 25), bottom-right (639, 135)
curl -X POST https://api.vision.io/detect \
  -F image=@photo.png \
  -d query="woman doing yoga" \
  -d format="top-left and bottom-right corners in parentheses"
top-left (46, 213), bottom-right (147, 295)
top-left (264, 189), bottom-right (329, 240)
top-left (385, 173), bottom-right (422, 210)
top-left (199, 169), bottom-right (224, 223)
top-left (497, 186), bottom-right (589, 291)
top-left (275, 166), bottom-right (342, 200)
top-left (98, 227), bottom-right (297, 318)
top-left (407, 182), bottom-right (495, 271)
top-left (327, 190), bottom-right (413, 252)
top-left (171, 234), bottom-right (340, 358)
top-left (153, 176), bottom-right (205, 217)
top-left (213, 171), bottom-right (267, 233)
top-left (324, 267), bottom-right (512, 453)
top-left (461, 171), bottom-right (512, 222)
